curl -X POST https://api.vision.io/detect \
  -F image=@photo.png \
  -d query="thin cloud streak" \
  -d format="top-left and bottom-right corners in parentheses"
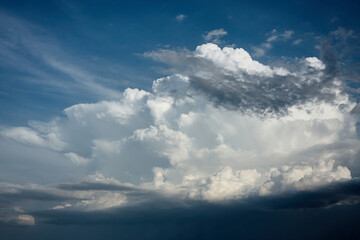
top-left (0, 12), bottom-right (121, 100)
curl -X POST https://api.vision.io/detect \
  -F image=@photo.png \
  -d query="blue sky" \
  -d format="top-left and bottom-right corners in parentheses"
top-left (1, 0), bottom-right (359, 125)
top-left (1, 1), bottom-right (360, 239)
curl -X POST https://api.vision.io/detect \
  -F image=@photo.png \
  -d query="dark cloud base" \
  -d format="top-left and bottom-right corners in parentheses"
top-left (1, 180), bottom-right (360, 240)
top-left (1, 204), bottom-right (359, 240)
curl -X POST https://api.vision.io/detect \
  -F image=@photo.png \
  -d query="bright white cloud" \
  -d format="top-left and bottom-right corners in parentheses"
top-left (305, 57), bottom-right (326, 70)
top-left (195, 43), bottom-right (289, 76)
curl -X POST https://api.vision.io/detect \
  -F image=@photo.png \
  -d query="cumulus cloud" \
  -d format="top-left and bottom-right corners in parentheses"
top-left (0, 41), bottom-right (359, 220)
top-left (146, 43), bottom-right (349, 115)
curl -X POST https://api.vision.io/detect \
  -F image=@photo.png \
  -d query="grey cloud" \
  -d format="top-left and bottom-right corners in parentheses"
top-left (146, 44), bottom-right (341, 116)
top-left (12, 180), bottom-right (358, 239)
top-left (320, 39), bottom-right (339, 84)
top-left (3, 179), bottom-right (354, 224)
top-left (0, 189), bottom-right (78, 202)
top-left (189, 72), bottom-right (337, 116)
top-left (55, 181), bottom-right (156, 199)
top-left (252, 178), bottom-right (360, 210)
top-left (324, 28), bottom-right (360, 102)
top-left (57, 182), bottom-right (137, 192)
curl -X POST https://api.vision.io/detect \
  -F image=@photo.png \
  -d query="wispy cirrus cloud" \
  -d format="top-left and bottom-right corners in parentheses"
top-left (0, 12), bottom-right (121, 100)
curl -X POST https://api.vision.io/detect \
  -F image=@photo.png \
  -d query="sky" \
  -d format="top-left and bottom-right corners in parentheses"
top-left (1, 0), bottom-right (360, 239)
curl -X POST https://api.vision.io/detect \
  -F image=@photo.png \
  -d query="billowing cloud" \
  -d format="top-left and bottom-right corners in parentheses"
top-left (0, 39), bottom-right (359, 238)
top-left (146, 43), bottom-right (349, 115)
top-left (1, 42), bottom-right (359, 208)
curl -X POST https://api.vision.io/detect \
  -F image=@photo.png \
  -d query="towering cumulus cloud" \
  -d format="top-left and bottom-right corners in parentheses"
top-left (1, 43), bottom-right (359, 218)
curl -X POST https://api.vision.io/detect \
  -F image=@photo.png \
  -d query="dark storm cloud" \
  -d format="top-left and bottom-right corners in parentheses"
top-left (0, 188), bottom-right (80, 203)
top-left (252, 178), bottom-right (360, 210)
top-left (2, 205), bottom-right (360, 240)
top-left (23, 179), bottom-right (360, 225)
top-left (57, 181), bottom-right (152, 199)
top-left (4, 179), bottom-right (356, 239)
top-left (57, 182), bottom-right (137, 192)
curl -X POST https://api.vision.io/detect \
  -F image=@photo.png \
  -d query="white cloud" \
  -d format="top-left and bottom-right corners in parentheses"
top-left (176, 14), bottom-right (186, 22)
top-left (2, 127), bottom-right (46, 147)
top-left (1, 42), bottom-right (359, 209)
top-left (203, 28), bottom-right (227, 44)
top-left (65, 152), bottom-right (90, 165)
top-left (305, 57), bottom-right (326, 70)
top-left (253, 29), bottom-right (294, 57)
top-left (52, 203), bottom-right (72, 210)
top-left (16, 215), bottom-right (35, 225)
top-left (1, 125), bottom-right (66, 151)
top-left (79, 192), bottom-right (127, 210)
top-left (267, 29), bottom-right (294, 42)
top-left (293, 39), bottom-right (303, 45)
top-left (195, 43), bottom-right (289, 77)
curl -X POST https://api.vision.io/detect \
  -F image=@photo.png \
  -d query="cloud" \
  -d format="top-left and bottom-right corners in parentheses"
top-left (0, 174), bottom-right (139, 214)
top-left (1, 123), bottom-right (66, 151)
top-left (267, 29), bottom-right (294, 42)
top-left (0, 214), bottom-right (35, 226)
top-left (0, 12), bottom-right (122, 101)
top-left (253, 29), bottom-right (294, 57)
top-left (146, 43), bottom-right (348, 115)
top-left (2, 42), bottom-right (359, 206)
top-left (293, 39), bottom-right (303, 45)
top-left (203, 28), bottom-right (227, 44)
top-left (1, 26), bottom-right (360, 235)
top-left (15, 215), bottom-right (35, 225)
top-left (64, 153), bottom-right (90, 165)
top-left (330, 27), bottom-right (357, 41)
top-left (176, 14), bottom-right (186, 22)
top-left (20, 179), bottom-right (360, 240)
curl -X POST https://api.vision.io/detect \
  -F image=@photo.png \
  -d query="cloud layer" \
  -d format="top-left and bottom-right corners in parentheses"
top-left (0, 42), bottom-right (359, 229)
